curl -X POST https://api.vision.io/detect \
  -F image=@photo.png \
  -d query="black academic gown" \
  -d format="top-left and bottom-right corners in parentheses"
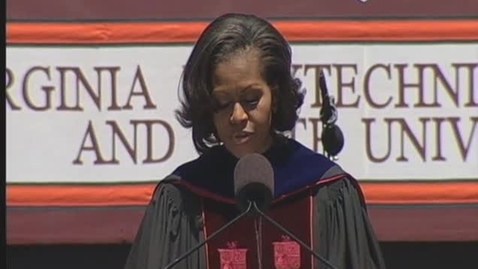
top-left (124, 138), bottom-right (387, 269)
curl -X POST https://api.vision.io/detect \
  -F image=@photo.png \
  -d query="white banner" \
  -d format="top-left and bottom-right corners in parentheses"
top-left (6, 44), bottom-right (478, 183)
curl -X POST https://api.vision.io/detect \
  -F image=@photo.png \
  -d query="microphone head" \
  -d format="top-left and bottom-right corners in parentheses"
top-left (322, 124), bottom-right (345, 157)
top-left (234, 153), bottom-right (274, 213)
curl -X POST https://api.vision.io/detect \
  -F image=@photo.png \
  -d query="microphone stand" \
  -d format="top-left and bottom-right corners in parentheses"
top-left (163, 203), bottom-right (253, 269)
top-left (251, 202), bottom-right (340, 269)
top-left (164, 201), bottom-right (340, 269)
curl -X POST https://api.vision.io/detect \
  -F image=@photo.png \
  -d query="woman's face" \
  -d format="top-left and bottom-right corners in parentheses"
top-left (212, 49), bottom-right (274, 158)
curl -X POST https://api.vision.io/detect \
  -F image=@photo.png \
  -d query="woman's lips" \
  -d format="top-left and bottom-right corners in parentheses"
top-left (232, 132), bottom-right (253, 145)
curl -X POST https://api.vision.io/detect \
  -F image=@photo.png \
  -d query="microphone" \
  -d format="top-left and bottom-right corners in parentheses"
top-left (322, 124), bottom-right (345, 157)
top-left (234, 153), bottom-right (274, 213)
top-left (318, 71), bottom-right (345, 159)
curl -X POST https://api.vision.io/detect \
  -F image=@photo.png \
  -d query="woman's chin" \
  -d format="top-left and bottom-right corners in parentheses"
top-left (226, 144), bottom-right (271, 159)
top-left (225, 144), bottom-right (255, 159)
top-left (224, 135), bottom-right (274, 158)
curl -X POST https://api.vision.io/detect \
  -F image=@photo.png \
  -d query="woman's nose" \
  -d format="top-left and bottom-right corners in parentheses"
top-left (230, 102), bottom-right (248, 124)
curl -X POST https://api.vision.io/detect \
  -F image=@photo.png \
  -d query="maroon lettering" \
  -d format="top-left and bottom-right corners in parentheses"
top-left (334, 64), bottom-right (360, 108)
top-left (22, 66), bottom-right (55, 111)
top-left (363, 64), bottom-right (393, 108)
top-left (362, 118), bottom-right (392, 163)
top-left (73, 119), bottom-right (175, 165)
top-left (123, 66), bottom-right (157, 110)
top-left (6, 68), bottom-right (21, 110)
top-left (448, 117), bottom-right (478, 161)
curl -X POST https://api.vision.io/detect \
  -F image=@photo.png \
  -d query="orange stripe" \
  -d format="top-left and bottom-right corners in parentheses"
top-left (362, 181), bottom-right (478, 204)
top-left (7, 20), bottom-right (478, 44)
top-left (6, 181), bottom-right (478, 206)
top-left (7, 184), bottom-right (156, 207)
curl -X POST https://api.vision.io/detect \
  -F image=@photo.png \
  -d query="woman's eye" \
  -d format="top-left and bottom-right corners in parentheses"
top-left (214, 100), bottom-right (232, 111)
top-left (218, 103), bottom-right (231, 109)
top-left (212, 96), bottom-right (259, 112)
top-left (243, 99), bottom-right (259, 108)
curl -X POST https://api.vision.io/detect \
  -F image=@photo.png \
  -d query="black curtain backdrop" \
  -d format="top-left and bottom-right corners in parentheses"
top-left (6, 242), bottom-right (478, 269)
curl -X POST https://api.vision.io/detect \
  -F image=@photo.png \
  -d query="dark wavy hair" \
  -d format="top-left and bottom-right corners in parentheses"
top-left (175, 13), bottom-right (304, 154)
